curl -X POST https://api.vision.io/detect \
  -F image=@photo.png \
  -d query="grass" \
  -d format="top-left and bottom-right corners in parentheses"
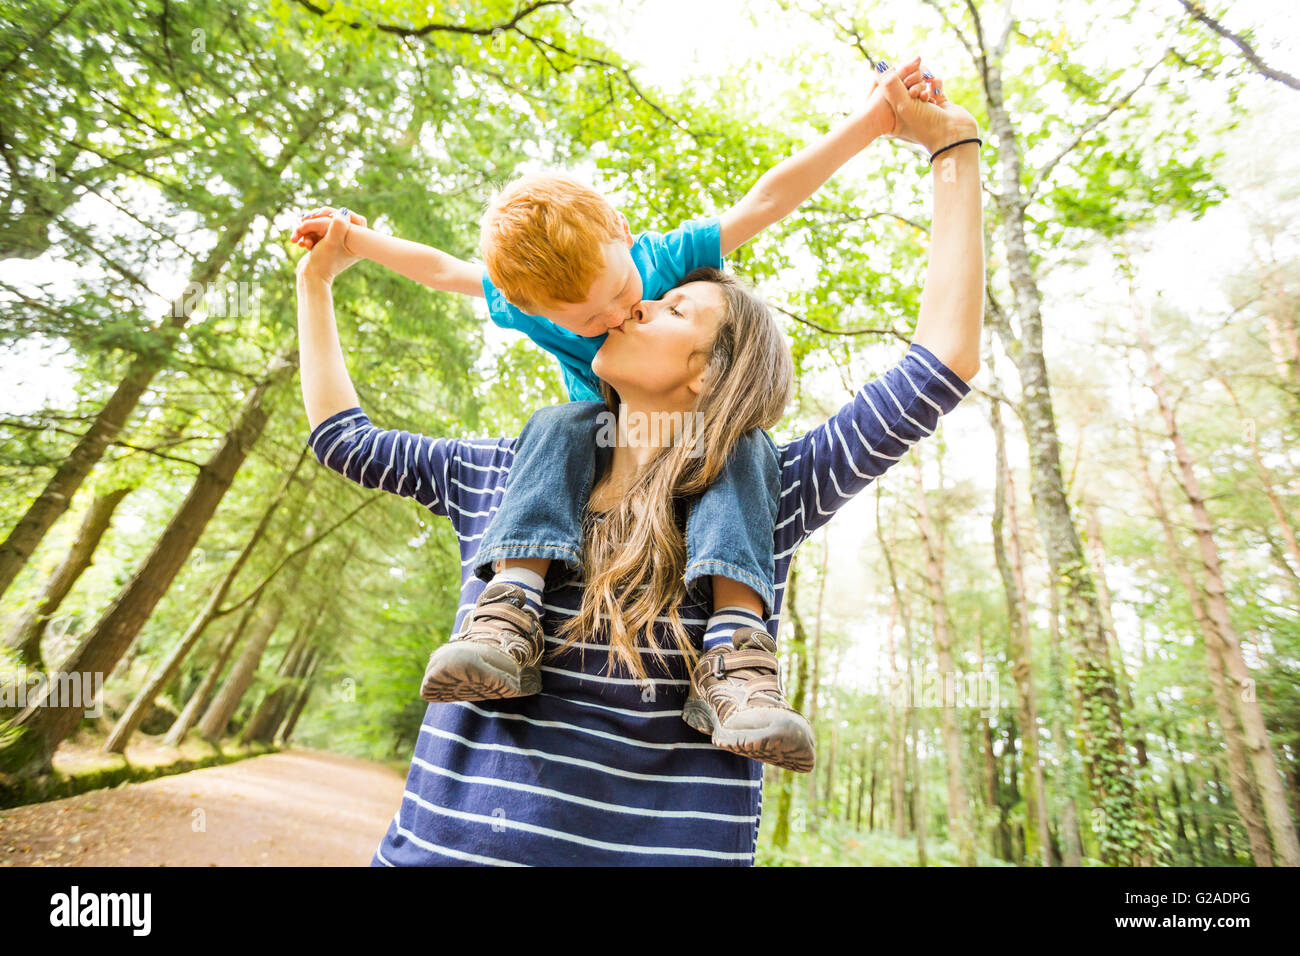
top-left (756, 811), bottom-right (1019, 866)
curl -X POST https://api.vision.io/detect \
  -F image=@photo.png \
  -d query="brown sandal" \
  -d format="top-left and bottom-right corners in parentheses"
top-left (683, 626), bottom-right (815, 773)
top-left (419, 582), bottom-right (545, 702)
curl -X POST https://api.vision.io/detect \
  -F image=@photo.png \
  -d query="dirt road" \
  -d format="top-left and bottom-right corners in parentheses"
top-left (0, 748), bottom-right (406, 866)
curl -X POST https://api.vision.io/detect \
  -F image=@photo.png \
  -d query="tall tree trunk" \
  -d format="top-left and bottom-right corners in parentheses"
top-left (1080, 496), bottom-right (1150, 767)
top-left (1130, 416), bottom-right (1273, 865)
top-left (860, 742), bottom-right (872, 829)
top-left (3, 486), bottom-right (132, 669)
top-left (1134, 306), bottom-right (1300, 866)
top-left (241, 625), bottom-right (310, 745)
top-left (102, 446), bottom-right (310, 753)
top-left (196, 599), bottom-right (286, 745)
top-left (1003, 717), bottom-right (1021, 862)
top-left (5, 406), bottom-right (200, 673)
top-left (975, 627), bottom-right (1005, 858)
top-left (1261, 312), bottom-right (1300, 398)
top-left (0, 115), bottom-right (322, 602)
top-left (1081, 492), bottom-right (1165, 864)
top-left (1217, 375), bottom-right (1300, 587)
top-left (1045, 576), bottom-right (1085, 867)
top-left (276, 647), bottom-right (323, 746)
top-left (876, 487), bottom-right (926, 863)
top-left (0, 352), bottom-right (296, 775)
top-left (255, 542), bottom-right (355, 741)
top-left (886, 561), bottom-right (908, 838)
top-left (820, 648), bottom-right (841, 819)
top-left (197, 522), bottom-right (316, 745)
top-left (771, 557), bottom-right (809, 850)
top-left (162, 596), bottom-right (262, 747)
top-left (987, 371), bottom-right (1051, 864)
top-left (877, 486), bottom-right (914, 840)
top-left (268, 636), bottom-right (321, 734)
top-left (1159, 719), bottom-right (1192, 858)
top-left (913, 452), bottom-right (977, 865)
top-left (804, 532), bottom-right (828, 818)
top-left (913, 721), bottom-right (928, 867)
top-left (982, 41), bottom-right (1148, 862)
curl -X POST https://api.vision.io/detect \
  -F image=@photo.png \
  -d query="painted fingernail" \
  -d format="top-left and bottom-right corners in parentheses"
top-left (875, 60), bottom-right (891, 73)
top-left (337, 207), bottom-right (350, 218)
top-left (923, 70), bottom-right (934, 79)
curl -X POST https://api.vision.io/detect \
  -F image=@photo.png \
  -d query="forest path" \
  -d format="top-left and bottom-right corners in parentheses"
top-left (0, 748), bottom-right (406, 866)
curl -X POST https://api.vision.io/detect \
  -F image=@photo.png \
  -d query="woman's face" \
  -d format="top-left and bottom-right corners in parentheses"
top-left (590, 280), bottom-right (727, 407)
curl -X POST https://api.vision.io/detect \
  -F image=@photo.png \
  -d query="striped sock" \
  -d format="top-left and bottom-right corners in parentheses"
top-left (489, 566), bottom-right (545, 619)
top-left (703, 605), bottom-right (767, 651)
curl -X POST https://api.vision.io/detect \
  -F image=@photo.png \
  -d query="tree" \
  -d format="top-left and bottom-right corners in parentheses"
top-left (1132, 291), bottom-right (1300, 865)
top-left (987, 346), bottom-right (1051, 864)
top-left (0, 351), bottom-right (296, 774)
top-left (912, 447), bottom-right (977, 864)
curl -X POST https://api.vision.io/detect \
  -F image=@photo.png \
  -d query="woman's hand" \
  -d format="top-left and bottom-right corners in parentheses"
top-left (292, 206), bottom-right (365, 252)
top-left (870, 56), bottom-right (979, 154)
top-left (295, 208), bottom-right (364, 285)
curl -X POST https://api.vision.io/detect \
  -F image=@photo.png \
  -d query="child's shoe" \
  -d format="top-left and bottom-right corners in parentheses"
top-left (682, 626), bottom-right (815, 773)
top-left (419, 582), bottom-right (545, 702)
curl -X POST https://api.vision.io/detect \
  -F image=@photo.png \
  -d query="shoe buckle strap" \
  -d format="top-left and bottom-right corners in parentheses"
top-left (475, 603), bottom-right (536, 628)
top-left (699, 648), bottom-right (775, 683)
top-left (718, 650), bottom-right (776, 673)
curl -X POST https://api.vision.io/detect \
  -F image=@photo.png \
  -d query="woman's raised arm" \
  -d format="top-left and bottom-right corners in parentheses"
top-left (910, 125), bottom-right (984, 382)
top-left (873, 60), bottom-right (985, 381)
top-left (772, 63), bottom-right (982, 548)
top-left (295, 209), bottom-right (516, 536)
top-left (297, 210), bottom-right (364, 430)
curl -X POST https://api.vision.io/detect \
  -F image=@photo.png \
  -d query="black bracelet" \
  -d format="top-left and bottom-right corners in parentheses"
top-left (929, 137), bottom-right (982, 165)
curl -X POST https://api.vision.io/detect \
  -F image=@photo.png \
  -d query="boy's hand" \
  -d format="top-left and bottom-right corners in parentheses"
top-left (869, 56), bottom-right (978, 153)
top-left (869, 55), bottom-right (940, 107)
top-left (865, 56), bottom-right (937, 137)
top-left (293, 206), bottom-right (367, 253)
top-left (295, 209), bottom-right (363, 285)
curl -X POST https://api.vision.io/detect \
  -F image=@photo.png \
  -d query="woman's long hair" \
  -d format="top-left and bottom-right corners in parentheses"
top-left (552, 267), bottom-right (794, 680)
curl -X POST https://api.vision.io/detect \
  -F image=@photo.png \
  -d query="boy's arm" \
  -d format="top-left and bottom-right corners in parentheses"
top-left (348, 227), bottom-right (485, 298)
top-left (718, 62), bottom-right (927, 257)
top-left (293, 206), bottom-right (485, 298)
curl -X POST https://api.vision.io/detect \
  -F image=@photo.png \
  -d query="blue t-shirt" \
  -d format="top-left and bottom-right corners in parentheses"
top-left (481, 216), bottom-right (723, 402)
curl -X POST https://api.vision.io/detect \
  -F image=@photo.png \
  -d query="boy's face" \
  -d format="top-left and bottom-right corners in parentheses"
top-left (592, 280), bottom-right (725, 404)
top-left (531, 222), bottom-right (643, 337)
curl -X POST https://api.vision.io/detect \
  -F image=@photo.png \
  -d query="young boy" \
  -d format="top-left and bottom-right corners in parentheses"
top-left (292, 58), bottom-right (936, 772)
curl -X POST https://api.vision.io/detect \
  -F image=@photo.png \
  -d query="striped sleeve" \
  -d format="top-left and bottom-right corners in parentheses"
top-left (306, 406), bottom-right (458, 517)
top-left (775, 343), bottom-right (971, 542)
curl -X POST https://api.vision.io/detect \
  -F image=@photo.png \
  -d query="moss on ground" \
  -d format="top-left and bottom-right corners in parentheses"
top-left (0, 734), bottom-right (278, 810)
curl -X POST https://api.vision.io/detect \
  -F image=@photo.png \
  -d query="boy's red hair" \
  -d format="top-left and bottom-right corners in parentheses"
top-left (479, 171), bottom-right (624, 311)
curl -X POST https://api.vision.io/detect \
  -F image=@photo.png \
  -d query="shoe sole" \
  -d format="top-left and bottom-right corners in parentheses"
top-left (420, 642), bottom-right (541, 702)
top-left (683, 699), bottom-right (816, 773)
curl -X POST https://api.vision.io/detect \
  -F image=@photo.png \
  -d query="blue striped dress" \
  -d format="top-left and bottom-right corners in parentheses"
top-left (307, 343), bottom-right (970, 865)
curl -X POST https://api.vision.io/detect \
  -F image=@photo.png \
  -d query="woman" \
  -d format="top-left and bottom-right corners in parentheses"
top-left (296, 63), bottom-right (983, 866)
